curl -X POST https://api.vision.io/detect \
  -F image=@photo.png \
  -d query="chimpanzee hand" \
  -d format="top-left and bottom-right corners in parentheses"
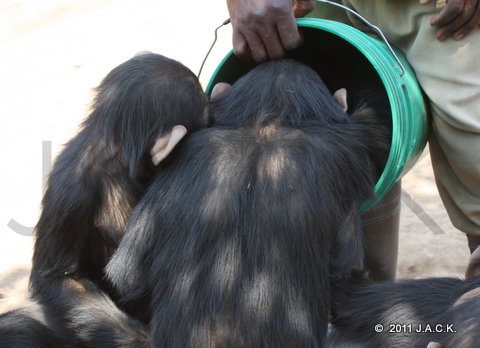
top-left (226, 0), bottom-right (315, 62)
top-left (420, 0), bottom-right (480, 40)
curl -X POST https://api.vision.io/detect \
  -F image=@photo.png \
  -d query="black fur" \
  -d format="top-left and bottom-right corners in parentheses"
top-left (0, 310), bottom-right (68, 348)
top-left (0, 284), bottom-right (151, 348)
top-left (14, 53), bottom-right (207, 346)
top-left (329, 276), bottom-right (480, 347)
top-left (31, 52), bottom-right (206, 291)
top-left (106, 59), bottom-right (389, 347)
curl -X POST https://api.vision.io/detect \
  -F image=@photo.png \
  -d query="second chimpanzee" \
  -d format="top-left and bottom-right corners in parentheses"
top-left (329, 247), bottom-right (480, 347)
top-left (0, 52), bottom-right (208, 347)
top-left (106, 59), bottom-right (391, 347)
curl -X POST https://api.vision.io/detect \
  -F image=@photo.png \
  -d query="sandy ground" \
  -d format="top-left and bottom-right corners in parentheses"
top-left (0, 0), bottom-right (471, 301)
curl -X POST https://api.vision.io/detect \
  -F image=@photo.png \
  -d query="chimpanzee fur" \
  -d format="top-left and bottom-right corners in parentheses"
top-left (106, 59), bottom-right (389, 347)
top-left (1, 53), bottom-right (207, 347)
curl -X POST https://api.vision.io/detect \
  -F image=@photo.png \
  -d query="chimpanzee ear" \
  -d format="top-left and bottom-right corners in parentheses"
top-left (150, 125), bottom-right (187, 165)
top-left (426, 342), bottom-right (443, 348)
top-left (133, 50), bottom-right (153, 57)
top-left (465, 246), bottom-right (480, 279)
top-left (333, 88), bottom-right (348, 112)
top-left (210, 82), bottom-right (231, 100)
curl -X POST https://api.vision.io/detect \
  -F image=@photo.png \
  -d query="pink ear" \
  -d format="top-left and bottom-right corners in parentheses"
top-left (465, 246), bottom-right (480, 279)
top-left (134, 51), bottom-right (153, 57)
top-left (210, 82), bottom-right (231, 100)
top-left (426, 342), bottom-right (443, 348)
top-left (150, 125), bottom-right (187, 165)
top-left (333, 88), bottom-right (348, 112)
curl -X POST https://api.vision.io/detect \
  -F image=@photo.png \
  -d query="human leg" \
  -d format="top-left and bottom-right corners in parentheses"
top-left (346, 0), bottom-right (480, 248)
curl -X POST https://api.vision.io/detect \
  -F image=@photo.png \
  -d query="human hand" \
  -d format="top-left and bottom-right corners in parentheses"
top-left (465, 245), bottom-right (480, 279)
top-left (227, 0), bottom-right (315, 62)
top-left (419, 0), bottom-right (480, 40)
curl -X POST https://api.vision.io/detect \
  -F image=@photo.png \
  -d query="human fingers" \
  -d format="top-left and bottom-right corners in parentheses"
top-left (431, 0), bottom-right (480, 40)
top-left (227, 0), bottom-right (301, 61)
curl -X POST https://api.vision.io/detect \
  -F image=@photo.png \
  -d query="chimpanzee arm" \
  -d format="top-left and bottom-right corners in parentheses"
top-left (105, 195), bottom-right (159, 312)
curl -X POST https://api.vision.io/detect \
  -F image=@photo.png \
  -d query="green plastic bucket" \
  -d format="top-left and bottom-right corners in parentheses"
top-left (206, 18), bottom-right (430, 212)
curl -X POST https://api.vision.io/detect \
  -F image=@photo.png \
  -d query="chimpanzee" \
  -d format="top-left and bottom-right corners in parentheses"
top-left (0, 52), bottom-right (208, 347)
top-left (105, 59), bottom-right (391, 347)
top-left (329, 247), bottom-right (480, 347)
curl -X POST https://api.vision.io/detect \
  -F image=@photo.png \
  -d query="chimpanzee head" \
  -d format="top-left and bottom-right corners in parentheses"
top-left (87, 52), bottom-right (207, 178)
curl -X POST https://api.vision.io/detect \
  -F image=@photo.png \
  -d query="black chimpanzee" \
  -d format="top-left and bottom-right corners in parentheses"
top-left (0, 52), bottom-right (208, 347)
top-left (105, 59), bottom-right (391, 347)
top-left (329, 247), bottom-right (480, 347)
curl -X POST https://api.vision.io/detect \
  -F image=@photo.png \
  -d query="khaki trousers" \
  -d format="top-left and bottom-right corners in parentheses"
top-left (312, 0), bottom-right (480, 236)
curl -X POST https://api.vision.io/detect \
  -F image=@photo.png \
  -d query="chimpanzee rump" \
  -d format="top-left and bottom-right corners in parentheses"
top-left (106, 59), bottom-right (390, 347)
top-left (0, 53), bottom-right (207, 347)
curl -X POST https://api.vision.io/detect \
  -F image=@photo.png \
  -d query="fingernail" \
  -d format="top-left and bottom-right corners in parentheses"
top-left (454, 33), bottom-right (464, 41)
top-left (285, 37), bottom-right (302, 51)
top-left (436, 32), bottom-right (446, 41)
top-left (252, 54), bottom-right (267, 63)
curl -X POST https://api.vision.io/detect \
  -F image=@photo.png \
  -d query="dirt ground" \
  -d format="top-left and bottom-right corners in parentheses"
top-left (0, 0), bottom-right (471, 301)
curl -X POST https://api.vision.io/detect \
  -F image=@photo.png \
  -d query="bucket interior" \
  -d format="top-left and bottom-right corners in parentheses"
top-left (207, 26), bottom-right (393, 186)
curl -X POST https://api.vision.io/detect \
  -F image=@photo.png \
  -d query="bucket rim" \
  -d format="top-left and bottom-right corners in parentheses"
top-left (206, 18), bottom-right (429, 212)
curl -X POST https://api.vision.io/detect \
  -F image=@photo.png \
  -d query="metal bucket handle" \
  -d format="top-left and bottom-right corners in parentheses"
top-left (198, 0), bottom-right (407, 78)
